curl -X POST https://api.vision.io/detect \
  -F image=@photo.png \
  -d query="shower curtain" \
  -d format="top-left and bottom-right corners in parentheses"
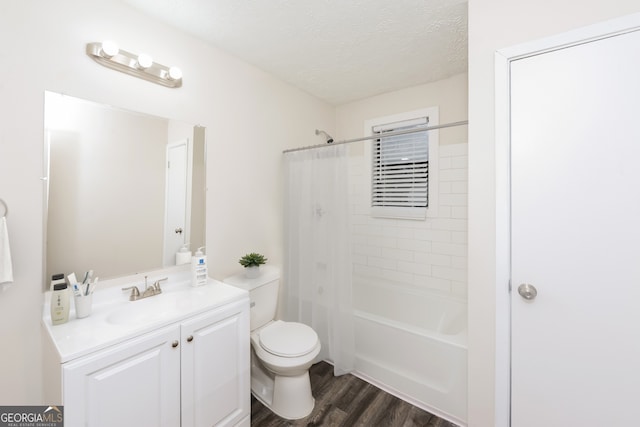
top-left (283, 145), bottom-right (355, 375)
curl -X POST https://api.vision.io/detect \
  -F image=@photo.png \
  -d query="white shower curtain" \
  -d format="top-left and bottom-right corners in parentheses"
top-left (283, 144), bottom-right (354, 376)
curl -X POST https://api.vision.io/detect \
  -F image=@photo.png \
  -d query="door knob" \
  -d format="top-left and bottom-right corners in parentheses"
top-left (175, 227), bottom-right (183, 234)
top-left (518, 283), bottom-right (538, 300)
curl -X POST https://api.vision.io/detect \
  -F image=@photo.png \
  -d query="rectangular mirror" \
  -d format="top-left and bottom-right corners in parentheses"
top-left (43, 91), bottom-right (206, 288)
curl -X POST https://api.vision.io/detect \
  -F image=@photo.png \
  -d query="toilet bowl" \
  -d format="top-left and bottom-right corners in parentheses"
top-left (224, 266), bottom-right (322, 420)
top-left (250, 320), bottom-right (321, 419)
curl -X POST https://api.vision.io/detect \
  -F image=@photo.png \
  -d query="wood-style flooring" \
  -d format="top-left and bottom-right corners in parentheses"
top-left (251, 361), bottom-right (459, 427)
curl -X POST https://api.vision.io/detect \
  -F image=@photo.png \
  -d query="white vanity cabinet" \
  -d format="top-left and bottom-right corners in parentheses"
top-left (180, 300), bottom-right (249, 426)
top-left (43, 278), bottom-right (250, 427)
top-left (62, 325), bottom-right (182, 427)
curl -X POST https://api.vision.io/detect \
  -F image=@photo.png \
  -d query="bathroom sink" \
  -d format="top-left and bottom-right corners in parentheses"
top-left (106, 288), bottom-right (205, 325)
top-left (106, 299), bottom-right (174, 325)
top-left (43, 272), bottom-right (250, 364)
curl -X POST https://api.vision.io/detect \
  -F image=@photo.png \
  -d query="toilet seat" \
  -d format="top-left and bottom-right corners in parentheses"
top-left (259, 320), bottom-right (318, 357)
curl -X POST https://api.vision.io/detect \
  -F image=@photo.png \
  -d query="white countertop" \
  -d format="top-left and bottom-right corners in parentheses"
top-left (42, 270), bottom-right (248, 363)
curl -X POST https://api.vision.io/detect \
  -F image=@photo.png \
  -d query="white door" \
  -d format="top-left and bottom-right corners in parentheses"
top-left (510, 27), bottom-right (640, 425)
top-left (164, 140), bottom-right (189, 266)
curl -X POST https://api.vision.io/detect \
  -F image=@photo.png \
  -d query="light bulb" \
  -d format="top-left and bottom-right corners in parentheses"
top-left (168, 66), bottom-right (182, 80)
top-left (137, 53), bottom-right (153, 69)
top-left (101, 40), bottom-right (119, 58)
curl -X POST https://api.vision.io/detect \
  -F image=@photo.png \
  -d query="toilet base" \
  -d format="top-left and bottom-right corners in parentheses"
top-left (250, 351), bottom-right (316, 420)
top-left (270, 371), bottom-right (315, 420)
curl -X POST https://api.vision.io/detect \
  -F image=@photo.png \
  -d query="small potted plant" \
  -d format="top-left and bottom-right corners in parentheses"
top-left (239, 252), bottom-right (267, 278)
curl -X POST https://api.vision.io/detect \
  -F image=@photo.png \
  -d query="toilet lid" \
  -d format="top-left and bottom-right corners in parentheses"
top-left (259, 321), bottom-right (318, 357)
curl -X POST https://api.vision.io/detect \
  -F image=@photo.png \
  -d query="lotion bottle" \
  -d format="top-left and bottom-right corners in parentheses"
top-left (50, 283), bottom-right (70, 325)
top-left (191, 246), bottom-right (207, 287)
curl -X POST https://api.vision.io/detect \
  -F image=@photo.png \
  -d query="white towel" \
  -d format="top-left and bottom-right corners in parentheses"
top-left (0, 216), bottom-right (14, 285)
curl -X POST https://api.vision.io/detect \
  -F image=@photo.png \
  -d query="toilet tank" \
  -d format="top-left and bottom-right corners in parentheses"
top-left (223, 265), bottom-right (280, 331)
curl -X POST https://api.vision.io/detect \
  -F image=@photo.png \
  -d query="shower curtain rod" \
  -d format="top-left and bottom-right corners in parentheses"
top-left (282, 120), bottom-right (468, 154)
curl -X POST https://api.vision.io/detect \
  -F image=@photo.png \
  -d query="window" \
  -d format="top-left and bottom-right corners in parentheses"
top-left (365, 108), bottom-right (438, 220)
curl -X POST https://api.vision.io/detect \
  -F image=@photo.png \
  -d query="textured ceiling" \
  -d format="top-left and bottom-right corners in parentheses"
top-left (121, 0), bottom-right (468, 105)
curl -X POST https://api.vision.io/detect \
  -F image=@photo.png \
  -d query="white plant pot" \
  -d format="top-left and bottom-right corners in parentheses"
top-left (245, 266), bottom-right (261, 279)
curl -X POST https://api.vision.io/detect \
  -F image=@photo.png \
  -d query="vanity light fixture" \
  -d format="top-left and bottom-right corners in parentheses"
top-left (136, 53), bottom-right (153, 70)
top-left (168, 66), bottom-right (183, 81)
top-left (100, 40), bottom-right (119, 57)
top-left (86, 41), bottom-right (183, 88)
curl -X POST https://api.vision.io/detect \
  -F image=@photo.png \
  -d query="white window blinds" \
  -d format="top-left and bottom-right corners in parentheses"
top-left (371, 117), bottom-right (429, 210)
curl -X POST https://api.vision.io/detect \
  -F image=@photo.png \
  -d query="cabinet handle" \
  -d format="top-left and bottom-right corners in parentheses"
top-left (187, 335), bottom-right (194, 343)
top-left (172, 340), bottom-right (179, 348)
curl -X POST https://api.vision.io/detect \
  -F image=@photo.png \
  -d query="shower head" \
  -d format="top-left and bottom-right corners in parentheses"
top-left (315, 129), bottom-right (334, 144)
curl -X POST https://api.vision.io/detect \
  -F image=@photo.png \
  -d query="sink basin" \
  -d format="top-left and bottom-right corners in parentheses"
top-left (106, 288), bottom-right (204, 325)
top-left (106, 300), bottom-right (173, 325)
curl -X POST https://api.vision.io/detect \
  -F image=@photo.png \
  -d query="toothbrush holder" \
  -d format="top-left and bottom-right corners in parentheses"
top-left (74, 293), bottom-right (93, 319)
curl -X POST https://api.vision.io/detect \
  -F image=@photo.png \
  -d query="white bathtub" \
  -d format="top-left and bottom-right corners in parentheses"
top-left (352, 283), bottom-right (467, 426)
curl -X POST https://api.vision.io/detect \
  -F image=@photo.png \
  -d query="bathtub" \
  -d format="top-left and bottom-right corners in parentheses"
top-left (352, 282), bottom-right (467, 426)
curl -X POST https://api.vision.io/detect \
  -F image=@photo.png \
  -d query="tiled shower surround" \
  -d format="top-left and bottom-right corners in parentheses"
top-left (350, 142), bottom-right (468, 301)
top-left (348, 141), bottom-right (468, 424)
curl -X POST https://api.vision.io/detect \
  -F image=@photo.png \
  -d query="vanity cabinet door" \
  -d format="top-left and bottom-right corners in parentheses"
top-left (180, 299), bottom-right (250, 427)
top-left (62, 325), bottom-right (181, 427)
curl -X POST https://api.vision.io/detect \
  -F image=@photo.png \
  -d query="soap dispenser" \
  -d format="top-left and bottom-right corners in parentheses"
top-left (176, 243), bottom-right (191, 265)
top-left (191, 246), bottom-right (207, 287)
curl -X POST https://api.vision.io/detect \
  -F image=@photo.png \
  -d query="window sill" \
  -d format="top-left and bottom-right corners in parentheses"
top-left (370, 206), bottom-right (427, 220)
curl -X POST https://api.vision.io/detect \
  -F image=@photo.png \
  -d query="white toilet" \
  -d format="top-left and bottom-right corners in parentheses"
top-left (224, 266), bottom-right (321, 420)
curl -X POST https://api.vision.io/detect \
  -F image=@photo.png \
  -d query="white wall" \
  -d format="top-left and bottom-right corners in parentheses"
top-left (0, 0), bottom-right (333, 404)
top-left (336, 74), bottom-right (468, 147)
top-left (467, 1), bottom-right (640, 426)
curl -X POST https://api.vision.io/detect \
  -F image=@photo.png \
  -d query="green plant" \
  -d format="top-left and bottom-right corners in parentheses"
top-left (238, 252), bottom-right (267, 268)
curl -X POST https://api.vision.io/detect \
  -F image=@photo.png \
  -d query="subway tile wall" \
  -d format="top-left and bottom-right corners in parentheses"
top-left (349, 142), bottom-right (468, 300)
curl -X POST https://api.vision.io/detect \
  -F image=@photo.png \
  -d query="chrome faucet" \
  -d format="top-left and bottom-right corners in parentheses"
top-left (122, 276), bottom-right (168, 301)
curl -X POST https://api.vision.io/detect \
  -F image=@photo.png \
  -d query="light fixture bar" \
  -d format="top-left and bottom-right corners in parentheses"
top-left (86, 42), bottom-right (182, 88)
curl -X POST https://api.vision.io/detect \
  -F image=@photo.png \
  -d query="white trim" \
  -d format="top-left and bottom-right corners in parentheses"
top-left (494, 50), bottom-right (512, 427)
top-left (494, 12), bottom-right (640, 427)
top-left (370, 206), bottom-right (426, 220)
top-left (499, 12), bottom-right (640, 61)
top-left (372, 117), bottom-right (428, 133)
top-left (364, 107), bottom-right (439, 219)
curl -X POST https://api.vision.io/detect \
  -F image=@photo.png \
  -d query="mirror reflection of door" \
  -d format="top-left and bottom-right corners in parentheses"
top-left (164, 140), bottom-right (189, 266)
